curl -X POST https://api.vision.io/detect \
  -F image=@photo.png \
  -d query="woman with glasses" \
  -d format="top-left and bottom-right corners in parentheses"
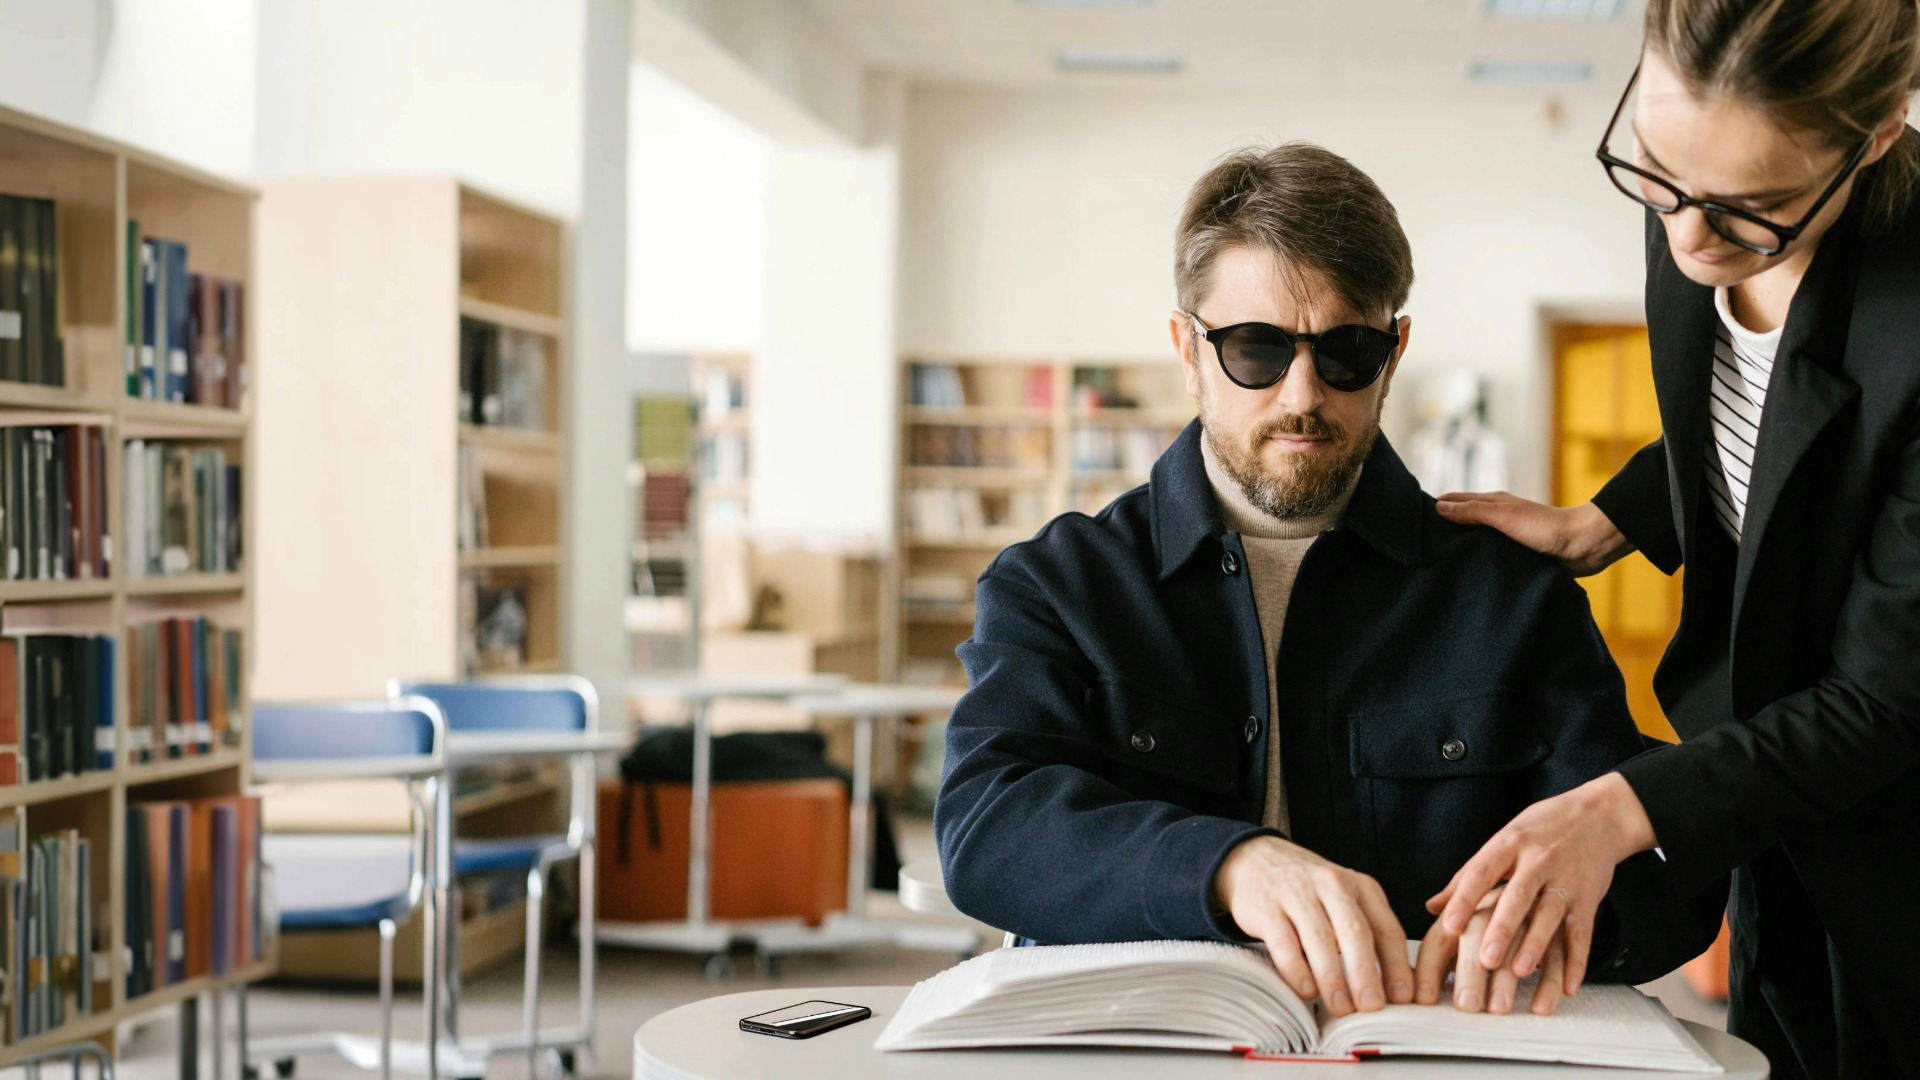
top-left (1427, 0), bottom-right (1920, 1075)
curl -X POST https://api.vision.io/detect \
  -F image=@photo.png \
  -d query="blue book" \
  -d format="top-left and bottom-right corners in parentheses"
top-left (139, 240), bottom-right (158, 400)
top-left (165, 243), bottom-right (190, 404)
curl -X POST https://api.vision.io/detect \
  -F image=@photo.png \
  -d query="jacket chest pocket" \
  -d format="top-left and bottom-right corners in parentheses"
top-left (1350, 690), bottom-right (1549, 780)
top-left (1346, 690), bottom-right (1549, 903)
top-left (1087, 678), bottom-right (1246, 797)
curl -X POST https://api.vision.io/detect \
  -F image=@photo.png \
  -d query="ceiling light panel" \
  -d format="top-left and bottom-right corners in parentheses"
top-left (1485, 0), bottom-right (1624, 18)
top-left (1056, 48), bottom-right (1182, 74)
top-left (1469, 60), bottom-right (1595, 82)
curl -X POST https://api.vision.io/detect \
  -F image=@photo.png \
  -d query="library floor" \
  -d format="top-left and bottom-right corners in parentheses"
top-left (117, 816), bottom-right (1726, 1079)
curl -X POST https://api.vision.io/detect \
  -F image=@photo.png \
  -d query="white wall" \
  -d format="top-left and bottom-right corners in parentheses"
top-left (628, 63), bottom-right (771, 354)
top-left (0, 0), bottom-right (256, 176)
top-left (256, 0), bottom-right (586, 217)
top-left (752, 79), bottom-right (902, 549)
top-left (900, 84), bottom-right (1650, 500)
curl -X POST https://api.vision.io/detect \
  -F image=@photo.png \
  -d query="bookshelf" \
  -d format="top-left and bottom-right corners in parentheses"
top-left (0, 104), bottom-right (270, 1063)
top-left (254, 176), bottom-right (568, 699)
top-left (254, 176), bottom-right (568, 984)
top-left (894, 355), bottom-right (1193, 682)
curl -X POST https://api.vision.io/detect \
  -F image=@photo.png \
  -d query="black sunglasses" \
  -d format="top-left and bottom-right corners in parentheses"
top-left (1184, 311), bottom-right (1401, 392)
top-left (1596, 64), bottom-right (1872, 257)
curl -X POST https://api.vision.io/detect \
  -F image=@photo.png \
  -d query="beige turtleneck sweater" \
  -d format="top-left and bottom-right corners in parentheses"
top-left (1200, 438), bottom-right (1354, 837)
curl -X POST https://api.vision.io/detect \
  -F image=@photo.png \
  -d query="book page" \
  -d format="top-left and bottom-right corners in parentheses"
top-left (1316, 980), bottom-right (1722, 1073)
top-left (876, 941), bottom-right (1320, 1055)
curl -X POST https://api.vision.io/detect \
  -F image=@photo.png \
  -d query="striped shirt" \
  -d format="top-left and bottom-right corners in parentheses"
top-left (1703, 287), bottom-right (1785, 542)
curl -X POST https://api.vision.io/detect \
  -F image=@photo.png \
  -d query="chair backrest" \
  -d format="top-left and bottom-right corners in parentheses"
top-left (387, 675), bottom-right (595, 734)
top-left (253, 698), bottom-right (445, 762)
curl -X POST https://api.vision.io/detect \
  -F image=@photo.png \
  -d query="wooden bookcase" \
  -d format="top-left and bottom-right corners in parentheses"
top-left (0, 105), bottom-right (270, 1063)
top-left (254, 177), bottom-right (568, 700)
top-left (253, 176), bottom-right (568, 982)
top-left (893, 355), bottom-right (1193, 683)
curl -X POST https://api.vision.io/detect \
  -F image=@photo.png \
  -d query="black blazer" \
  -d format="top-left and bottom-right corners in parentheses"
top-left (1594, 131), bottom-right (1920, 1052)
top-left (937, 426), bottom-right (1721, 983)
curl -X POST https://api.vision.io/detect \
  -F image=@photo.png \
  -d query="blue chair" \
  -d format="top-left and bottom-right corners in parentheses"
top-left (242, 698), bottom-right (446, 1080)
top-left (389, 675), bottom-right (598, 1078)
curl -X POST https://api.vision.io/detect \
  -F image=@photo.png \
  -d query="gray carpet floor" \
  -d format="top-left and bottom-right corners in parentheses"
top-left (114, 815), bottom-right (1725, 1079)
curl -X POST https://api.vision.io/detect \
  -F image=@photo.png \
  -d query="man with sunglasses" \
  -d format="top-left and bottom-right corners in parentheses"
top-left (936, 142), bottom-right (1723, 1021)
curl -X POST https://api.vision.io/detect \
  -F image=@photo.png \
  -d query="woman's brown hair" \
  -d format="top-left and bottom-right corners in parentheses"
top-left (1646, 0), bottom-right (1920, 235)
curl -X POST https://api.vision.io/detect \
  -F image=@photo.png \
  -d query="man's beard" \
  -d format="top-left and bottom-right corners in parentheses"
top-left (1203, 398), bottom-right (1378, 521)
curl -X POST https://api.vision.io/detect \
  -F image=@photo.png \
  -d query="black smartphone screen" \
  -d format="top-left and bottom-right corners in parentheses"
top-left (739, 1000), bottom-right (873, 1039)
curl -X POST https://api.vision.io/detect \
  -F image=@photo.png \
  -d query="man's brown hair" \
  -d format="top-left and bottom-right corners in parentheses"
top-left (1175, 142), bottom-right (1414, 323)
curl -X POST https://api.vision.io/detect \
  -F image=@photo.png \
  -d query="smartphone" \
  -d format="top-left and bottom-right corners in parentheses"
top-left (739, 1000), bottom-right (873, 1039)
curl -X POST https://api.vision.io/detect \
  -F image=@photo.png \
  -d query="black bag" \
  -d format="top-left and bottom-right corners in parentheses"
top-left (615, 727), bottom-right (901, 891)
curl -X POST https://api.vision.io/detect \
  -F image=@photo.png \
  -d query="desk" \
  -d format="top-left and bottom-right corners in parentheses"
top-left (633, 986), bottom-right (1769, 1080)
top-left (602, 673), bottom-right (850, 960)
top-left (896, 861), bottom-right (962, 920)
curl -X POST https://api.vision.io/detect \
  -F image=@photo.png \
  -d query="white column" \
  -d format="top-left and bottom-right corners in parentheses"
top-left (569, 0), bottom-right (636, 719)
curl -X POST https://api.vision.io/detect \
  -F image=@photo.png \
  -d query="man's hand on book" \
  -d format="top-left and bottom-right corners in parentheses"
top-left (1423, 772), bottom-right (1658, 999)
top-left (1214, 836), bottom-right (1414, 1017)
top-left (1414, 885), bottom-right (1569, 1016)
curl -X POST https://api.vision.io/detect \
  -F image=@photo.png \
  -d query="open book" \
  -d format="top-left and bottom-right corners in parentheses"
top-left (876, 941), bottom-right (1722, 1072)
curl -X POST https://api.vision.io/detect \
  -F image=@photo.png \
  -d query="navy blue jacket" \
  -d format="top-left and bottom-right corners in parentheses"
top-left (936, 422), bottom-right (1724, 984)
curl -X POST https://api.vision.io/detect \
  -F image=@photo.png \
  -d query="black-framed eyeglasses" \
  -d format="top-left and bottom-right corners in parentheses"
top-left (1596, 64), bottom-right (1872, 257)
top-left (1183, 311), bottom-right (1401, 392)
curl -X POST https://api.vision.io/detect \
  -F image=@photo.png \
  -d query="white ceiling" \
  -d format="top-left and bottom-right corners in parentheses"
top-left (798, 0), bottom-right (1649, 98)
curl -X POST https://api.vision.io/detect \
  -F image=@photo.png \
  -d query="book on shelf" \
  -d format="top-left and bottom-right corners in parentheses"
top-left (125, 617), bottom-right (241, 764)
top-left (633, 397), bottom-right (695, 469)
top-left (700, 363), bottom-right (746, 418)
top-left (457, 444), bottom-right (488, 552)
top-left (877, 941), bottom-right (1721, 1073)
top-left (0, 634), bottom-right (115, 785)
top-left (908, 362), bottom-right (1055, 410)
top-left (0, 422), bottom-right (110, 582)
top-left (637, 472), bottom-right (690, 542)
top-left (1070, 425), bottom-right (1178, 477)
top-left (459, 316), bottom-right (546, 430)
top-left (459, 572), bottom-right (529, 676)
top-left (0, 194), bottom-right (64, 389)
top-left (0, 816), bottom-right (94, 1044)
top-left (126, 230), bottom-right (245, 407)
top-left (124, 795), bottom-right (262, 999)
top-left (904, 487), bottom-right (1047, 542)
top-left (908, 426), bottom-right (1050, 470)
top-left (698, 432), bottom-right (747, 485)
top-left (122, 440), bottom-right (241, 578)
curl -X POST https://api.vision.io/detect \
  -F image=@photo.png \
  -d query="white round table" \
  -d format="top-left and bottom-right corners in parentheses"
top-left (634, 986), bottom-right (1769, 1080)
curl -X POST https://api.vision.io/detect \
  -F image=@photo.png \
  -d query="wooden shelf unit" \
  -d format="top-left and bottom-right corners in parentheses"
top-left (893, 356), bottom-right (1194, 682)
top-left (255, 176), bottom-right (569, 699)
top-left (253, 176), bottom-right (568, 984)
top-left (0, 104), bottom-right (266, 1064)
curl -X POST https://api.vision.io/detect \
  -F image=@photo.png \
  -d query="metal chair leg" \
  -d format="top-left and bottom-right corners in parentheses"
top-left (379, 917), bottom-right (397, 1080)
top-left (237, 984), bottom-right (249, 1078)
top-left (524, 865), bottom-right (546, 1079)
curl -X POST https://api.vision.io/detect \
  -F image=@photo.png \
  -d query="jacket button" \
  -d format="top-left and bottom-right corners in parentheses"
top-left (1130, 730), bottom-right (1156, 753)
top-left (1220, 550), bottom-right (1239, 575)
top-left (1244, 716), bottom-right (1260, 743)
top-left (1440, 738), bottom-right (1467, 762)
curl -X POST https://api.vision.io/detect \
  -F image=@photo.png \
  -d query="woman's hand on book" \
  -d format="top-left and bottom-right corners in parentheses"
top-left (1414, 885), bottom-right (1569, 1016)
top-left (1423, 772), bottom-right (1658, 998)
top-left (1214, 836), bottom-right (1415, 1017)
